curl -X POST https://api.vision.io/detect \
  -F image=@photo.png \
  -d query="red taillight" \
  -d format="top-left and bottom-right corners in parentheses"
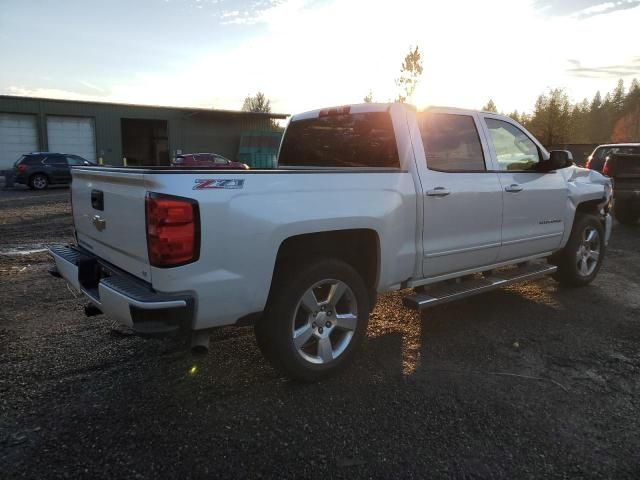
top-left (585, 158), bottom-right (592, 169)
top-left (602, 159), bottom-right (610, 176)
top-left (17, 164), bottom-right (27, 172)
top-left (145, 193), bottom-right (200, 268)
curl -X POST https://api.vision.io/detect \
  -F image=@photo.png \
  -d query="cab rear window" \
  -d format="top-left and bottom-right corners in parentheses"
top-left (278, 112), bottom-right (400, 168)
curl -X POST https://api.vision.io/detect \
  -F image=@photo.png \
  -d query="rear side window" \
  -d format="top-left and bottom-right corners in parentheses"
top-left (418, 113), bottom-right (486, 171)
top-left (20, 155), bottom-right (43, 165)
top-left (44, 156), bottom-right (66, 165)
top-left (278, 112), bottom-right (400, 168)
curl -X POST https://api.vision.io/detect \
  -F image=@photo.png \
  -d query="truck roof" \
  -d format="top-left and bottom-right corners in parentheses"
top-left (290, 103), bottom-right (509, 122)
top-left (595, 143), bottom-right (640, 148)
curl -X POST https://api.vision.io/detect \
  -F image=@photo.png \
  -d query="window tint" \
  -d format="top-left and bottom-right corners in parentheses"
top-left (66, 155), bottom-right (86, 165)
top-left (43, 155), bottom-right (66, 165)
top-left (590, 147), bottom-right (609, 170)
top-left (278, 112), bottom-right (400, 168)
top-left (418, 113), bottom-right (486, 171)
top-left (485, 119), bottom-right (540, 171)
top-left (213, 155), bottom-right (229, 165)
top-left (19, 155), bottom-right (42, 165)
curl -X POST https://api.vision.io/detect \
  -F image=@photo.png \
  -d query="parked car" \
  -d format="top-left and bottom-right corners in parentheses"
top-left (13, 152), bottom-right (94, 190)
top-left (602, 152), bottom-right (640, 224)
top-left (171, 153), bottom-right (249, 169)
top-left (586, 143), bottom-right (640, 173)
top-left (49, 103), bottom-right (612, 381)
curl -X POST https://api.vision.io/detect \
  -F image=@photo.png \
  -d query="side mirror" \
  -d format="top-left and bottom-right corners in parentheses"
top-left (544, 150), bottom-right (573, 171)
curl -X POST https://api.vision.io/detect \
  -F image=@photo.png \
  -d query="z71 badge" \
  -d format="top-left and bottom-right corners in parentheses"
top-left (193, 179), bottom-right (245, 190)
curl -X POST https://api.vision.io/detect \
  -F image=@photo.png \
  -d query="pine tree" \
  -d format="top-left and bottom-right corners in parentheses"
top-left (482, 99), bottom-right (498, 112)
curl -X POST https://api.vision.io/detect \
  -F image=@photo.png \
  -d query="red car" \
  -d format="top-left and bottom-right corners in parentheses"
top-left (171, 153), bottom-right (249, 169)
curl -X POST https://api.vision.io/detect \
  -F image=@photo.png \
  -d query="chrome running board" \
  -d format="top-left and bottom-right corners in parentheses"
top-left (403, 263), bottom-right (557, 311)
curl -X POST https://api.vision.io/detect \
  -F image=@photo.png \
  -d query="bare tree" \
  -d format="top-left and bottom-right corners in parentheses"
top-left (395, 46), bottom-right (423, 103)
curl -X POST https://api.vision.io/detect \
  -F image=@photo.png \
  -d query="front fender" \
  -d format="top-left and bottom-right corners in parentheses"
top-left (560, 166), bottom-right (612, 247)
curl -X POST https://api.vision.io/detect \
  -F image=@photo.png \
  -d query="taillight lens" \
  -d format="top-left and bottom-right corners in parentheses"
top-left (17, 164), bottom-right (27, 172)
top-left (585, 158), bottom-right (592, 169)
top-left (145, 193), bottom-right (200, 268)
top-left (602, 159), bottom-right (610, 176)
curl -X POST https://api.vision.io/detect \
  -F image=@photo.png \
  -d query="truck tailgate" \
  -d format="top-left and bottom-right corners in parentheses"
top-left (609, 153), bottom-right (640, 184)
top-left (71, 168), bottom-right (152, 281)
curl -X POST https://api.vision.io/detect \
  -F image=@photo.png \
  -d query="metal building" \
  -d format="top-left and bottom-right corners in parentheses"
top-left (0, 95), bottom-right (287, 170)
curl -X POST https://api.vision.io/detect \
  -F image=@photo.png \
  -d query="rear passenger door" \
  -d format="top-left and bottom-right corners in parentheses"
top-left (479, 115), bottom-right (567, 261)
top-left (42, 155), bottom-right (69, 183)
top-left (416, 110), bottom-right (503, 278)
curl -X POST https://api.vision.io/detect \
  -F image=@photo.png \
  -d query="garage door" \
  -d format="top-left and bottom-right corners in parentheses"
top-left (47, 116), bottom-right (96, 162)
top-left (0, 113), bottom-right (39, 170)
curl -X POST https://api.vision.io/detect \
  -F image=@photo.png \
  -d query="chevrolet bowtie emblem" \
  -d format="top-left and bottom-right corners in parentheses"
top-left (92, 215), bottom-right (106, 231)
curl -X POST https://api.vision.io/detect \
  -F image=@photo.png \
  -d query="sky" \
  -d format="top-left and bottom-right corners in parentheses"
top-left (1, 0), bottom-right (640, 115)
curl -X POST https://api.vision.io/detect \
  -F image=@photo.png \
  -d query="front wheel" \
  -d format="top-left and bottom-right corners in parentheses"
top-left (551, 213), bottom-right (605, 287)
top-left (255, 259), bottom-right (370, 381)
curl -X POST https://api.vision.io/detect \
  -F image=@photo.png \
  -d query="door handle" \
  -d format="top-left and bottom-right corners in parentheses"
top-left (505, 184), bottom-right (523, 193)
top-left (426, 187), bottom-right (451, 197)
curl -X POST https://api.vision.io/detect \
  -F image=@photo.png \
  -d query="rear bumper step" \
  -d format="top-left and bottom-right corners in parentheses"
top-left (48, 245), bottom-right (194, 335)
top-left (403, 263), bottom-right (557, 311)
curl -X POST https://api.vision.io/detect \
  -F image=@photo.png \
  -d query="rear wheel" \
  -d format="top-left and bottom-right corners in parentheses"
top-left (614, 201), bottom-right (639, 225)
top-left (551, 214), bottom-right (605, 287)
top-left (255, 258), bottom-right (370, 381)
top-left (29, 174), bottom-right (49, 190)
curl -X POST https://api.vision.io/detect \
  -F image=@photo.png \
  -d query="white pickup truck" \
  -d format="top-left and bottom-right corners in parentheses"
top-left (49, 103), bottom-right (613, 381)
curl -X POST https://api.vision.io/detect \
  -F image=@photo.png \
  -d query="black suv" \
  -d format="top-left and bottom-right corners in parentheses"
top-left (13, 153), bottom-right (94, 190)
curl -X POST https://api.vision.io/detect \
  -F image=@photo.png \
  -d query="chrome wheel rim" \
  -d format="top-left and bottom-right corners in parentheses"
top-left (291, 279), bottom-right (358, 365)
top-left (33, 176), bottom-right (46, 189)
top-left (576, 226), bottom-right (600, 277)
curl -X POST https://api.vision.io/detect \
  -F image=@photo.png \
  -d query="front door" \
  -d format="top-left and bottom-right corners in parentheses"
top-left (417, 111), bottom-right (503, 278)
top-left (480, 116), bottom-right (568, 261)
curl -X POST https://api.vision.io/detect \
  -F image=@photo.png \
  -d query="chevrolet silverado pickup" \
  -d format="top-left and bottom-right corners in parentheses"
top-left (49, 103), bottom-right (613, 381)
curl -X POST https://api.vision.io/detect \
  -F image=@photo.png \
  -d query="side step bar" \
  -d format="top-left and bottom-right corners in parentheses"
top-left (403, 263), bottom-right (557, 311)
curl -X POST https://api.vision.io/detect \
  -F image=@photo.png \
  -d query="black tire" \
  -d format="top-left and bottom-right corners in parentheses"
top-left (29, 173), bottom-right (49, 190)
top-left (551, 213), bottom-right (605, 287)
top-left (614, 202), bottom-right (639, 225)
top-left (255, 258), bottom-right (370, 382)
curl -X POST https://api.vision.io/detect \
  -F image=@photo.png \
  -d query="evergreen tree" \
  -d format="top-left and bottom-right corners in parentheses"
top-left (527, 88), bottom-right (571, 146)
top-left (482, 99), bottom-right (498, 112)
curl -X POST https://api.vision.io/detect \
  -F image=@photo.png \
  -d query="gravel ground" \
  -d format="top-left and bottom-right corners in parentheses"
top-left (1, 187), bottom-right (639, 479)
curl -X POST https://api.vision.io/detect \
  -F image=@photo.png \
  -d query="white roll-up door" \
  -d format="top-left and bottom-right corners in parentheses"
top-left (47, 116), bottom-right (96, 162)
top-left (0, 113), bottom-right (39, 170)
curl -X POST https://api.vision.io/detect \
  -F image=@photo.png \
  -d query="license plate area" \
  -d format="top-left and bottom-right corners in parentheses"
top-left (77, 256), bottom-right (114, 300)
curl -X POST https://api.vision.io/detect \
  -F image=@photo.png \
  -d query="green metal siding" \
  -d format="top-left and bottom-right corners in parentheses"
top-left (0, 96), bottom-right (286, 167)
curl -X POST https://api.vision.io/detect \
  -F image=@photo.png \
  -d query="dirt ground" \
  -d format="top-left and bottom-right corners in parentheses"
top-left (1, 186), bottom-right (639, 479)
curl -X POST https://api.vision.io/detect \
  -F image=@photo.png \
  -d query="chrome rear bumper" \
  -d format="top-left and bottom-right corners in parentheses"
top-left (49, 245), bottom-right (193, 335)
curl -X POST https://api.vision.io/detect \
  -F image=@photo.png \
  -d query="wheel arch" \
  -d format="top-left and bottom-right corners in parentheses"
top-left (575, 199), bottom-right (603, 217)
top-left (269, 228), bottom-right (381, 306)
